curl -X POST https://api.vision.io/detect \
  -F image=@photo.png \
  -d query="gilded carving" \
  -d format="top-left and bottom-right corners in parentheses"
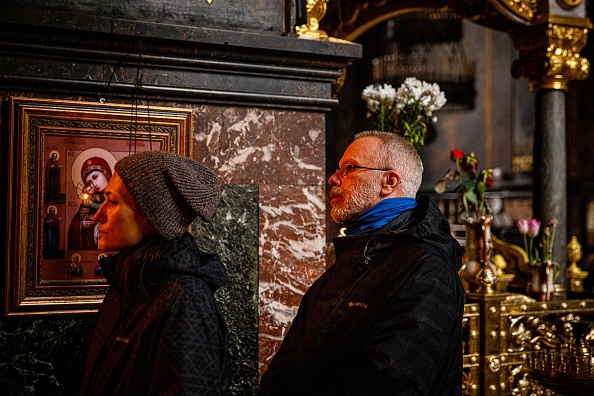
top-left (556, 0), bottom-right (583, 10)
top-left (296, 0), bottom-right (329, 40)
top-left (332, 68), bottom-right (347, 97)
top-left (545, 23), bottom-right (590, 86)
top-left (462, 303), bottom-right (480, 395)
top-left (492, 0), bottom-right (538, 22)
top-left (461, 295), bottom-right (594, 394)
top-left (461, 369), bottom-right (473, 395)
top-left (498, 299), bottom-right (594, 394)
top-left (512, 20), bottom-right (591, 90)
top-left (488, 356), bottom-right (501, 373)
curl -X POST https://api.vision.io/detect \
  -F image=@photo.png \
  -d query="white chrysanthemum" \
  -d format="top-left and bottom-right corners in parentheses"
top-left (394, 77), bottom-right (446, 116)
top-left (361, 78), bottom-right (446, 145)
top-left (362, 83), bottom-right (397, 112)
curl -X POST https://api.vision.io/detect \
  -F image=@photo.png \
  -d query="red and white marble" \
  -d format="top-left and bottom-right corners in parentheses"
top-left (192, 104), bottom-right (328, 378)
top-left (258, 185), bottom-right (326, 376)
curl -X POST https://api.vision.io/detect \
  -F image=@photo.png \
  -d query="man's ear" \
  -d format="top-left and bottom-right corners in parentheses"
top-left (380, 170), bottom-right (401, 196)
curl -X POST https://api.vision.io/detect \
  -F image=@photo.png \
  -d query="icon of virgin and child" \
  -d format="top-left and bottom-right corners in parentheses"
top-left (68, 150), bottom-right (115, 251)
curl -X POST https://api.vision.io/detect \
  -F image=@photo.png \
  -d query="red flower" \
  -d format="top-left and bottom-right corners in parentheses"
top-left (481, 169), bottom-right (494, 187)
top-left (450, 149), bottom-right (464, 162)
top-left (435, 150), bottom-right (493, 219)
top-left (462, 153), bottom-right (478, 173)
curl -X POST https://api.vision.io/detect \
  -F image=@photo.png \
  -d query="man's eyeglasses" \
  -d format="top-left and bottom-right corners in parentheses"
top-left (336, 164), bottom-right (392, 178)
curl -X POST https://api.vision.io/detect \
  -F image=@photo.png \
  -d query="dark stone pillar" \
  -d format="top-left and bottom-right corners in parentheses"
top-left (533, 89), bottom-right (567, 287)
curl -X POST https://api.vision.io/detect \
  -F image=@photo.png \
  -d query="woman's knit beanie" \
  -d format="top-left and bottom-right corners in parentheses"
top-left (115, 151), bottom-right (220, 240)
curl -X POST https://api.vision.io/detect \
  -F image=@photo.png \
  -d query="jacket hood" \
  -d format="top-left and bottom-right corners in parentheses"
top-left (158, 233), bottom-right (228, 292)
top-left (101, 233), bottom-right (227, 294)
top-left (376, 195), bottom-right (462, 264)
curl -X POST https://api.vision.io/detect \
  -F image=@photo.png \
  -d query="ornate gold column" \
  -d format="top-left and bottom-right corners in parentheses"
top-left (505, 0), bottom-right (591, 291)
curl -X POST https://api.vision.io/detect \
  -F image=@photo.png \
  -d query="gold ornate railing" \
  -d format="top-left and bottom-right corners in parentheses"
top-left (462, 293), bottom-right (594, 395)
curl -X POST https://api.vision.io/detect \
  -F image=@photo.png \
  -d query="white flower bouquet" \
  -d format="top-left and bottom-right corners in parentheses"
top-left (361, 77), bottom-right (447, 148)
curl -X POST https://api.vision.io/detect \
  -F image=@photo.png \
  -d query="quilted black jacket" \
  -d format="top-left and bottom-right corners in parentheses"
top-left (259, 196), bottom-right (465, 396)
top-left (79, 233), bottom-right (228, 396)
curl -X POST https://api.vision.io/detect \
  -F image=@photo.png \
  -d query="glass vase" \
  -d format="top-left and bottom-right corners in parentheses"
top-left (458, 214), bottom-right (498, 293)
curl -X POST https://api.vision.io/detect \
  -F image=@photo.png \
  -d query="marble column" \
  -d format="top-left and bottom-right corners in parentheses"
top-left (533, 90), bottom-right (567, 287)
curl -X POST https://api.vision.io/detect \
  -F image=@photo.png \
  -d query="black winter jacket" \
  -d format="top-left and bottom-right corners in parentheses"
top-left (259, 196), bottom-right (464, 396)
top-left (79, 233), bottom-right (229, 396)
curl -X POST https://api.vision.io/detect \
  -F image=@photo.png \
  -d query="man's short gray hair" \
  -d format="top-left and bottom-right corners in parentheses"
top-left (353, 130), bottom-right (424, 197)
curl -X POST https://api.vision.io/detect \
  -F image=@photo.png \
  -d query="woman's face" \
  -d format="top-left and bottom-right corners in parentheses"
top-left (85, 170), bottom-right (110, 193)
top-left (93, 172), bottom-right (154, 251)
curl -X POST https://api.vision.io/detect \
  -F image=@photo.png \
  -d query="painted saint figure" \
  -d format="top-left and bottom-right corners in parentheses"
top-left (69, 253), bottom-right (83, 277)
top-left (45, 151), bottom-right (61, 201)
top-left (44, 206), bottom-right (61, 256)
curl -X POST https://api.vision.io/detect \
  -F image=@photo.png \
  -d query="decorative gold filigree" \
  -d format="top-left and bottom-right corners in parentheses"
top-left (332, 68), bottom-right (347, 97)
top-left (494, 0), bottom-right (538, 22)
top-left (465, 292), bottom-right (594, 394)
top-left (461, 369), bottom-right (471, 395)
top-left (543, 23), bottom-right (590, 88)
top-left (488, 356), bottom-right (501, 373)
top-left (499, 301), bottom-right (594, 394)
top-left (512, 20), bottom-right (591, 91)
top-left (556, 0), bottom-right (583, 10)
top-left (462, 303), bottom-right (480, 396)
top-left (296, 0), bottom-right (329, 40)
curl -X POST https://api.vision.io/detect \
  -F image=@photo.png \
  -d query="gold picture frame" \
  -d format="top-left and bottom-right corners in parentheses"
top-left (4, 97), bottom-right (192, 316)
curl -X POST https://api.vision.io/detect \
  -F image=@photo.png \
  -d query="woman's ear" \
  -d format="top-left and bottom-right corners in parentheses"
top-left (380, 170), bottom-right (401, 196)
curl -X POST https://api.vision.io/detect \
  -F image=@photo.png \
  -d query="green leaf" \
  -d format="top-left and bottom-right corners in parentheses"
top-left (462, 180), bottom-right (475, 191)
top-left (465, 189), bottom-right (478, 204)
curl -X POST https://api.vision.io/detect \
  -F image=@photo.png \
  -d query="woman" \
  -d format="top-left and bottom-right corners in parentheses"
top-left (68, 157), bottom-right (112, 250)
top-left (79, 150), bottom-right (228, 395)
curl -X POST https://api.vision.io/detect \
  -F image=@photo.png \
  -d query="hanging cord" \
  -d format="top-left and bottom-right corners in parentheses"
top-left (145, 89), bottom-right (152, 151)
top-left (101, 40), bottom-right (153, 154)
top-left (103, 48), bottom-right (134, 102)
top-left (129, 41), bottom-right (143, 154)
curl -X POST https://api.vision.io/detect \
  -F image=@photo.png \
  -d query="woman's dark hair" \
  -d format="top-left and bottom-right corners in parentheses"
top-left (116, 234), bottom-right (171, 300)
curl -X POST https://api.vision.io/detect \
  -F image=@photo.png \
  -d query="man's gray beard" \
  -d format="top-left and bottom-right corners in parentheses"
top-left (331, 176), bottom-right (379, 224)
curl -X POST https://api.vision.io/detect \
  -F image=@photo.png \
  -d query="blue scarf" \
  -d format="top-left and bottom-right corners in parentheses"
top-left (344, 197), bottom-right (417, 236)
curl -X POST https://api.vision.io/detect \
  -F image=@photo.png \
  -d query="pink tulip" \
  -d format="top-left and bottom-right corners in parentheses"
top-left (527, 219), bottom-right (541, 238)
top-left (517, 219), bottom-right (529, 235)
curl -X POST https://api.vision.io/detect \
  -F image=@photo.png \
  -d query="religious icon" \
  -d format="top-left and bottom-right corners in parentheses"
top-left (6, 96), bottom-right (190, 315)
top-left (67, 150), bottom-right (115, 251)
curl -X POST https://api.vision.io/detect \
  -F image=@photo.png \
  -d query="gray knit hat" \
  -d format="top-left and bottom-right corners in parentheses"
top-left (115, 151), bottom-right (220, 240)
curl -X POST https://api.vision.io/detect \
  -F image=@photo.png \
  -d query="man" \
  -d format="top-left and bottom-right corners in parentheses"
top-left (259, 131), bottom-right (464, 395)
top-left (79, 150), bottom-right (228, 396)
